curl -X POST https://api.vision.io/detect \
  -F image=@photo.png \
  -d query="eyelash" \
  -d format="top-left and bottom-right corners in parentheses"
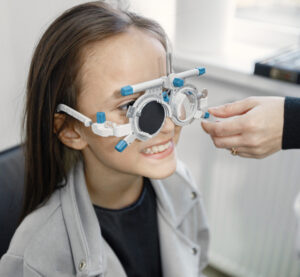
top-left (119, 100), bottom-right (136, 111)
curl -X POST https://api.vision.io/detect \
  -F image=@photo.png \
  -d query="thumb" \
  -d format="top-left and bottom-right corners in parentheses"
top-left (208, 98), bottom-right (257, 118)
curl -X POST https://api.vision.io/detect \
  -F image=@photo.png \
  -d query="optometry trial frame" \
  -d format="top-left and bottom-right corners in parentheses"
top-left (56, 54), bottom-right (210, 152)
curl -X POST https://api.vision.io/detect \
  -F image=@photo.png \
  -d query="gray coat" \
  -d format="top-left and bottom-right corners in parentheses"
top-left (0, 160), bottom-right (209, 277)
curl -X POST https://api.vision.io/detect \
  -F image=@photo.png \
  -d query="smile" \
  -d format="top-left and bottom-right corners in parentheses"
top-left (142, 140), bottom-right (172, 154)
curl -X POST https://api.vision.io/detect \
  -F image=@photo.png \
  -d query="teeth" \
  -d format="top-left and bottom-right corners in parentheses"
top-left (158, 145), bottom-right (164, 152)
top-left (142, 141), bottom-right (171, 154)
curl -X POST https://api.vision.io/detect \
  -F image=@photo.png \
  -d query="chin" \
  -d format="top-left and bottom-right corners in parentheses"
top-left (142, 159), bottom-right (177, 180)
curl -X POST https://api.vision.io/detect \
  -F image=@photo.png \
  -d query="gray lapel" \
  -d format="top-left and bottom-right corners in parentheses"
top-left (157, 210), bottom-right (200, 277)
top-left (150, 160), bottom-right (202, 277)
top-left (102, 240), bottom-right (127, 277)
top-left (60, 162), bottom-right (103, 277)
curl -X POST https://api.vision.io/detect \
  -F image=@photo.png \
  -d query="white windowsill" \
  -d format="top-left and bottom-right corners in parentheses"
top-left (173, 15), bottom-right (300, 98)
top-left (173, 41), bottom-right (300, 98)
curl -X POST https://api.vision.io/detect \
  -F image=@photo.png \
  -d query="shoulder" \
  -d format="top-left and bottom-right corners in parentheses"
top-left (2, 189), bottom-right (73, 274)
top-left (7, 190), bottom-right (62, 257)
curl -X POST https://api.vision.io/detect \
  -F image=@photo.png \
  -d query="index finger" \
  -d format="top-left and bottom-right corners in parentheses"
top-left (201, 116), bottom-right (244, 137)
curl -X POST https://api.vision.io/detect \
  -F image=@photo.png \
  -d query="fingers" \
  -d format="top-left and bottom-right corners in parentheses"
top-left (223, 146), bottom-right (265, 159)
top-left (210, 135), bottom-right (246, 149)
top-left (202, 97), bottom-right (285, 159)
top-left (228, 148), bottom-right (268, 159)
top-left (208, 97), bottom-right (257, 118)
top-left (201, 117), bottom-right (244, 137)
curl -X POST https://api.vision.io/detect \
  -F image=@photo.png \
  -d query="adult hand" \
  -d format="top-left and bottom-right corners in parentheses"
top-left (201, 97), bottom-right (285, 159)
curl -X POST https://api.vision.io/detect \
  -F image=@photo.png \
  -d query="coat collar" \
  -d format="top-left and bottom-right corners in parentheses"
top-left (60, 161), bottom-right (104, 277)
top-left (60, 159), bottom-right (200, 276)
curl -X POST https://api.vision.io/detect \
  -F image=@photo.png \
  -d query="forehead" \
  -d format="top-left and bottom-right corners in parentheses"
top-left (78, 27), bottom-right (166, 111)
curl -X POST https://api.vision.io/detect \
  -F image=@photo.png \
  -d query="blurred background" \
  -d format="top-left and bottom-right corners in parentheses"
top-left (1, 0), bottom-right (300, 276)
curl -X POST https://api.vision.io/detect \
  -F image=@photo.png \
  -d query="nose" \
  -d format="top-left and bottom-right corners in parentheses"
top-left (160, 117), bottom-right (175, 134)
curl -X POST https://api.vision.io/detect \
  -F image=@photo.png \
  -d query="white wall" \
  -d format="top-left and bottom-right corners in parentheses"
top-left (0, 0), bottom-right (91, 150)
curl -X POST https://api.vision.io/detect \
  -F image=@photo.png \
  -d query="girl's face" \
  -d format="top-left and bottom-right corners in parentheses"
top-left (77, 27), bottom-right (182, 179)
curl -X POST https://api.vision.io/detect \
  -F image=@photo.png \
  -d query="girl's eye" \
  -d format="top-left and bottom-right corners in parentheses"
top-left (119, 100), bottom-right (136, 111)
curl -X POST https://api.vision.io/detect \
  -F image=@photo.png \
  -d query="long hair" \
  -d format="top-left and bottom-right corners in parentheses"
top-left (21, 1), bottom-right (167, 222)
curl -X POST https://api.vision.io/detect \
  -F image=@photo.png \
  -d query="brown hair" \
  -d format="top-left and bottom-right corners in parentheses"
top-left (21, 1), bottom-right (167, 221)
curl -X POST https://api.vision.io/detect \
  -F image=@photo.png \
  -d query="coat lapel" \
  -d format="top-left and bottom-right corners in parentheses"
top-left (150, 160), bottom-right (203, 277)
top-left (102, 240), bottom-right (127, 277)
top-left (157, 211), bottom-right (200, 277)
top-left (60, 162), bottom-right (104, 277)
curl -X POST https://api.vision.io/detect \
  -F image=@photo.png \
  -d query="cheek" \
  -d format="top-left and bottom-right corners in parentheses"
top-left (84, 128), bottom-right (141, 169)
top-left (107, 110), bottom-right (128, 124)
top-left (85, 108), bottom-right (129, 128)
top-left (174, 126), bottom-right (182, 144)
top-left (88, 130), bottom-right (127, 157)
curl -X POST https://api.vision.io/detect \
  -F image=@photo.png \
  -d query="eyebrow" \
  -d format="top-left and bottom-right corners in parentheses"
top-left (112, 88), bottom-right (144, 100)
top-left (112, 88), bottom-right (122, 98)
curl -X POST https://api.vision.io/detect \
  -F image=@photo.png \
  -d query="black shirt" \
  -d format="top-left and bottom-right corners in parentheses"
top-left (93, 178), bottom-right (163, 277)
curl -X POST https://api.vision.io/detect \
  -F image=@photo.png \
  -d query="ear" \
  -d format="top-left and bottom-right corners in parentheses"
top-left (54, 113), bottom-right (88, 150)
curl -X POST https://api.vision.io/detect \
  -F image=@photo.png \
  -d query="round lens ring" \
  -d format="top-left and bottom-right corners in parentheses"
top-left (172, 88), bottom-right (197, 123)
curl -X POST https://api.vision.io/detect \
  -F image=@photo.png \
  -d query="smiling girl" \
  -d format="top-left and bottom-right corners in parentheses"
top-left (0, 2), bottom-right (209, 276)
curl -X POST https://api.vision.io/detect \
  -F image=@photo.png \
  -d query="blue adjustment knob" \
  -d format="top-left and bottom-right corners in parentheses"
top-left (173, 78), bottom-right (184, 87)
top-left (115, 140), bottom-right (128, 152)
top-left (197, 67), bottom-right (206, 75)
top-left (97, 112), bottom-right (106, 123)
top-left (162, 91), bottom-right (169, 103)
top-left (204, 112), bottom-right (210, 119)
top-left (121, 85), bottom-right (134, 96)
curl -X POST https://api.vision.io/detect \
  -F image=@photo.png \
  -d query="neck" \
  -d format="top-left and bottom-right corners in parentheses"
top-left (82, 149), bottom-right (143, 210)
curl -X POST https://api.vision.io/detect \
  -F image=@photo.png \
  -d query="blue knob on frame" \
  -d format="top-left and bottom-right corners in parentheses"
top-left (115, 140), bottom-right (128, 152)
top-left (173, 78), bottom-right (184, 87)
top-left (97, 112), bottom-right (106, 123)
top-left (204, 112), bottom-right (210, 119)
top-left (121, 85), bottom-right (134, 96)
top-left (197, 67), bottom-right (206, 75)
top-left (162, 91), bottom-right (169, 103)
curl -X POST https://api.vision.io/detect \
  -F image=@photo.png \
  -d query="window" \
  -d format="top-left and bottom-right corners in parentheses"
top-left (235, 0), bottom-right (300, 28)
top-left (233, 0), bottom-right (300, 49)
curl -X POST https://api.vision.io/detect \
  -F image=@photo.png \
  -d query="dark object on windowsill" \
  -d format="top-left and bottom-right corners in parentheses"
top-left (254, 45), bottom-right (300, 85)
